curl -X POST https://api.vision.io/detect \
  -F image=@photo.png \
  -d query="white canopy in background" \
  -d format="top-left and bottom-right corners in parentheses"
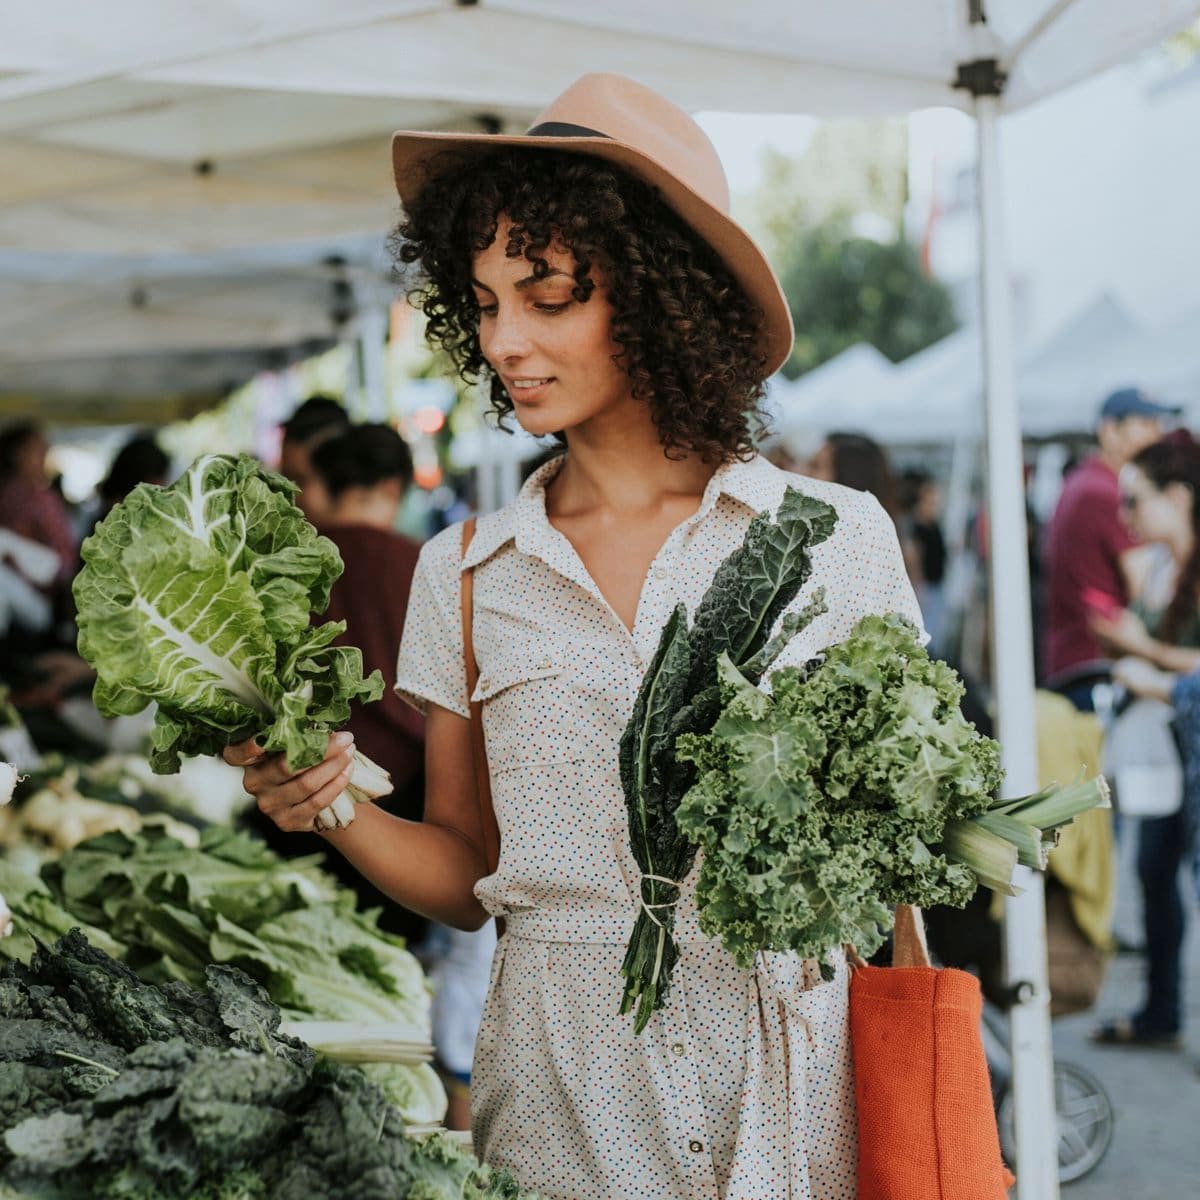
top-left (773, 292), bottom-right (1167, 443)
top-left (4, 4), bottom-right (1200, 1195)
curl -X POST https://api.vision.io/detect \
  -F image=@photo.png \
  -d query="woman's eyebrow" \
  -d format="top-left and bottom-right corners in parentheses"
top-left (470, 269), bottom-right (569, 293)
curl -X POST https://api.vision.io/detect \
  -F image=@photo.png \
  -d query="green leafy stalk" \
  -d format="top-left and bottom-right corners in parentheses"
top-left (73, 455), bottom-right (389, 828)
top-left (674, 615), bottom-right (1110, 969)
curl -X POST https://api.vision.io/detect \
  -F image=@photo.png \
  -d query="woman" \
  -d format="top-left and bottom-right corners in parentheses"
top-left (809, 430), bottom-right (924, 600)
top-left (1089, 438), bottom-right (1200, 1048)
top-left (225, 74), bottom-right (921, 1199)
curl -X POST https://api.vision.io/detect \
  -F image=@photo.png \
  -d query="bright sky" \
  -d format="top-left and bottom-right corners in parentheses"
top-left (695, 111), bottom-right (819, 193)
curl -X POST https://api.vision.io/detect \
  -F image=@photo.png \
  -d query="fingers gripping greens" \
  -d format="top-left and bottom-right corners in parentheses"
top-left (74, 455), bottom-right (390, 829)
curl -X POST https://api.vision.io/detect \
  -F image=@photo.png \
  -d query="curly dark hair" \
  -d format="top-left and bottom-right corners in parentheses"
top-left (391, 148), bottom-right (770, 463)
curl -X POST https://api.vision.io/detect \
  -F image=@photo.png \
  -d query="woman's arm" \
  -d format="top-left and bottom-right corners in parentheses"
top-left (224, 703), bottom-right (491, 931)
top-left (1089, 608), bottom-right (1200, 673)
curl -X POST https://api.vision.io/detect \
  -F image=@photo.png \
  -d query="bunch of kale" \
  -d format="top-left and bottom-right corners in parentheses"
top-left (0, 932), bottom-right (535, 1199)
top-left (618, 487), bottom-right (837, 1032)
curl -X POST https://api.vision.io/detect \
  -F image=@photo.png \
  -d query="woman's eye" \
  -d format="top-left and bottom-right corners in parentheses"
top-left (534, 302), bottom-right (570, 314)
top-left (476, 302), bottom-right (497, 317)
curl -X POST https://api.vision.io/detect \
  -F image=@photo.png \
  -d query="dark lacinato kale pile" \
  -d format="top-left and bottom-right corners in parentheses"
top-left (0, 932), bottom-right (536, 1200)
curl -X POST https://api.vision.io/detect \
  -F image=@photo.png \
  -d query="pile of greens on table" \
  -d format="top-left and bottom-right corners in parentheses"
top-left (0, 932), bottom-right (536, 1199)
top-left (619, 487), bottom-right (1108, 1031)
top-left (0, 826), bottom-right (442, 1124)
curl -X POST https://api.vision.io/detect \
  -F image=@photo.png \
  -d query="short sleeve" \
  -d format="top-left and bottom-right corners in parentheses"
top-left (394, 525), bottom-right (470, 718)
top-left (862, 495), bottom-right (930, 645)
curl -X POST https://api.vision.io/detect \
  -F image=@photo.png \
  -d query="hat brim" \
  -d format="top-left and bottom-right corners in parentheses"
top-left (391, 129), bottom-right (794, 378)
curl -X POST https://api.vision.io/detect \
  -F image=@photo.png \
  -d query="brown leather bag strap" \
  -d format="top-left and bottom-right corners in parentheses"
top-left (460, 519), bottom-right (501, 878)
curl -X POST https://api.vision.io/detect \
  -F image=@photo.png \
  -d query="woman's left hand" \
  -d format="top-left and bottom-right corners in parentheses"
top-left (1088, 607), bottom-right (1153, 656)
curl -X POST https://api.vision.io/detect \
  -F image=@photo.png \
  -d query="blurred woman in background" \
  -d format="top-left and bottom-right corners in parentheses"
top-left (1089, 437), bottom-right (1200, 1047)
top-left (808, 430), bottom-right (923, 595)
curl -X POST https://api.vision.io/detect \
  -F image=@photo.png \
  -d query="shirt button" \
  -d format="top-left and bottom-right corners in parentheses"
top-left (478, 676), bottom-right (490, 690)
top-left (536, 658), bottom-right (552, 670)
top-left (671, 1042), bottom-right (686, 1055)
top-left (652, 566), bottom-right (669, 581)
top-left (688, 1140), bottom-right (704, 1154)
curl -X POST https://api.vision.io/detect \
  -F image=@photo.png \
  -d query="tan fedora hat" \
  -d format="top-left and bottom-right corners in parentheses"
top-left (391, 73), bottom-right (793, 378)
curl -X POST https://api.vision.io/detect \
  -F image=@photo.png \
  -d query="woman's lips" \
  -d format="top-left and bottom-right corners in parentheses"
top-left (507, 377), bottom-right (555, 403)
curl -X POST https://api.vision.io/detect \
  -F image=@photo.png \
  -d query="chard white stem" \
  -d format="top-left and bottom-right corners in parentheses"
top-left (350, 751), bottom-right (392, 799)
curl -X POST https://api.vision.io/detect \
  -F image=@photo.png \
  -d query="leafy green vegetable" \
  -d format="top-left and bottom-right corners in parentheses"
top-left (73, 454), bottom-right (389, 828)
top-left (9, 826), bottom-right (440, 1124)
top-left (619, 486), bottom-right (836, 1031)
top-left (0, 933), bottom-right (538, 1199)
top-left (676, 615), bottom-right (1109, 972)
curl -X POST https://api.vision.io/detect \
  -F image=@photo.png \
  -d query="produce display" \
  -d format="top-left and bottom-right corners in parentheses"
top-left (0, 824), bottom-right (444, 1126)
top-left (0, 931), bottom-right (537, 1199)
top-left (73, 454), bottom-right (391, 830)
top-left (619, 488), bottom-right (1109, 1030)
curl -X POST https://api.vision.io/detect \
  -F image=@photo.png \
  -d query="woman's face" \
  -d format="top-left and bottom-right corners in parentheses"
top-left (1119, 464), bottom-right (1191, 545)
top-left (471, 218), bottom-right (632, 440)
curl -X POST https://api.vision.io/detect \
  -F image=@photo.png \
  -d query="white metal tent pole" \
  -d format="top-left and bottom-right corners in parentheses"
top-left (975, 93), bottom-right (1060, 1199)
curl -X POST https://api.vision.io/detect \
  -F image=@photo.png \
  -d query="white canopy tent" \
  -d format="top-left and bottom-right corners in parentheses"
top-left (5, 4), bottom-right (1200, 1193)
top-left (773, 293), bottom-right (1156, 444)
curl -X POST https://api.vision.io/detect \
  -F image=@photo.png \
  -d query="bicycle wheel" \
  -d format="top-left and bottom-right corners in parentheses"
top-left (996, 1060), bottom-right (1115, 1184)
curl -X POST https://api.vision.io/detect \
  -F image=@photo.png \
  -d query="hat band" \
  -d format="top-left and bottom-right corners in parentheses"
top-left (525, 121), bottom-right (610, 139)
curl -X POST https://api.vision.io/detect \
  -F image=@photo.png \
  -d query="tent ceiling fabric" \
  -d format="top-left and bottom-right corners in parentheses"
top-left (3, 1), bottom-right (1198, 259)
top-left (0, 0), bottom-right (1196, 404)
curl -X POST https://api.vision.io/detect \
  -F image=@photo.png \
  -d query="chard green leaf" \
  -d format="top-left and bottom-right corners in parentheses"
top-left (74, 454), bottom-right (381, 776)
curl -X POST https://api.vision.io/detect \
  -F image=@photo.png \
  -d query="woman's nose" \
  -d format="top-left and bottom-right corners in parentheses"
top-left (482, 306), bottom-right (533, 363)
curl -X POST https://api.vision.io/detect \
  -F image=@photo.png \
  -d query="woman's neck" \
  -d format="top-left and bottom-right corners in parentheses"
top-left (1169, 527), bottom-right (1195, 568)
top-left (548, 418), bottom-right (718, 519)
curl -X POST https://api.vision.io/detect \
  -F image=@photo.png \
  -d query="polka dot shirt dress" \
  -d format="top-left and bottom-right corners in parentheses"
top-left (395, 453), bottom-right (926, 1200)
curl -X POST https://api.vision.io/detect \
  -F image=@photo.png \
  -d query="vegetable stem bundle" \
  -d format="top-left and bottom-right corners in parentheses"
top-left (676, 625), bottom-right (1110, 974)
top-left (73, 454), bottom-right (391, 829)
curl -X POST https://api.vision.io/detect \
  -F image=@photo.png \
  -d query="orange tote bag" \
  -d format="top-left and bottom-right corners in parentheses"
top-left (850, 905), bottom-right (1015, 1200)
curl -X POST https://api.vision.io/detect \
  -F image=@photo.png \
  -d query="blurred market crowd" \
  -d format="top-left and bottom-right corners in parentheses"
top-left (3, 377), bottom-right (1199, 1118)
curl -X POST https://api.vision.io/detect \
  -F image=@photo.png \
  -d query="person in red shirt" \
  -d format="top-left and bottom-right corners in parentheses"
top-left (304, 423), bottom-right (427, 941)
top-left (1041, 388), bottom-right (1179, 708)
top-left (0, 422), bottom-right (77, 586)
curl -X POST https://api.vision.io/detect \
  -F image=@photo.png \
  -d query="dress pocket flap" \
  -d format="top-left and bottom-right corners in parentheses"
top-left (471, 652), bottom-right (564, 702)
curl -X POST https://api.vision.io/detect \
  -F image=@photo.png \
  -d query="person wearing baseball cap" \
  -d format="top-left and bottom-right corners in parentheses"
top-left (225, 73), bottom-right (925, 1198)
top-left (1041, 385), bottom-right (1181, 705)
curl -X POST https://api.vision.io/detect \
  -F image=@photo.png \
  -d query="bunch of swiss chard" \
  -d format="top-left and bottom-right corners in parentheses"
top-left (0, 931), bottom-right (536, 1199)
top-left (618, 487), bottom-right (836, 1032)
top-left (676, 615), bottom-right (1108, 977)
top-left (74, 454), bottom-right (391, 830)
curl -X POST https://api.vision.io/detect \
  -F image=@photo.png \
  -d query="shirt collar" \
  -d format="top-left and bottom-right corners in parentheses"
top-left (460, 451), bottom-right (790, 571)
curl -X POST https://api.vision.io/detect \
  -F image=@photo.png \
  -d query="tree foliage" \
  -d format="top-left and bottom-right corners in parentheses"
top-left (778, 215), bottom-right (958, 380)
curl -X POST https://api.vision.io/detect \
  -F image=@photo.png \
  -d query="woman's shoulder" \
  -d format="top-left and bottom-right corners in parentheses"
top-left (747, 456), bottom-right (890, 538)
top-left (416, 504), bottom-right (518, 578)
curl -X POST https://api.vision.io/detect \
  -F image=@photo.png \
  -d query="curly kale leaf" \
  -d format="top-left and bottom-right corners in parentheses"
top-left (676, 615), bottom-right (1003, 968)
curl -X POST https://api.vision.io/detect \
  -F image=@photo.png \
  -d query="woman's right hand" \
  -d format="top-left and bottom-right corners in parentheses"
top-left (223, 730), bottom-right (356, 832)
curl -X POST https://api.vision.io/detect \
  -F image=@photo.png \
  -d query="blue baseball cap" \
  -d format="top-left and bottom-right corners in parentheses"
top-left (1098, 387), bottom-right (1181, 422)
